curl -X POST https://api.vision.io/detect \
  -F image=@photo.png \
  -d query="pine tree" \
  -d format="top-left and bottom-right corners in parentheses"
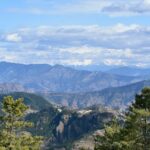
top-left (94, 119), bottom-right (133, 150)
top-left (0, 96), bottom-right (43, 150)
top-left (94, 87), bottom-right (150, 150)
top-left (123, 87), bottom-right (150, 150)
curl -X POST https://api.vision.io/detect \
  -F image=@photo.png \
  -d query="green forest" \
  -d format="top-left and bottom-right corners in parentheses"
top-left (0, 87), bottom-right (150, 150)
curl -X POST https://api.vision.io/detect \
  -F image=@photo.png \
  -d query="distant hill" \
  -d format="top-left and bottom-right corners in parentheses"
top-left (0, 61), bottom-right (145, 93)
top-left (0, 92), bottom-right (52, 111)
top-left (106, 66), bottom-right (150, 77)
top-left (0, 83), bottom-right (27, 94)
top-left (41, 80), bottom-right (150, 109)
top-left (69, 64), bottom-right (114, 71)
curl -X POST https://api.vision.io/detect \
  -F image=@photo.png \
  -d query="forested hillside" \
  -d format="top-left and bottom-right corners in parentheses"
top-left (0, 92), bottom-right (52, 111)
top-left (0, 93), bottom-right (114, 150)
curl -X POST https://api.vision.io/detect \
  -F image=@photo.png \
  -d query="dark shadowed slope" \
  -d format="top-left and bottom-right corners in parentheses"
top-left (0, 92), bottom-right (52, 111)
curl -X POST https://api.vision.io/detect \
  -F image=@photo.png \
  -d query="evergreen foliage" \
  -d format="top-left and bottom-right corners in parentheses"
top-left (0, 96), bottom-right (43, 150)
top-left (95, 87), bottom-right (150, 150)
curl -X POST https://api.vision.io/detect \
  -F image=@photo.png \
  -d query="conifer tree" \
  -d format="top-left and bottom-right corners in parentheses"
top-left (94, 118), bottom-right (131, 150)
top-left (95, 87), bottom-right (150, 150)
top-left (124, 87), bottom-right (150, 150)
top-left (0, 96), bottom-right (43, 150)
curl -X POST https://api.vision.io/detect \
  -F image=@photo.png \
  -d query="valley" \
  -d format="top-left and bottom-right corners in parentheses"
top-left (0, 61), bottom-right (149, 149)
top-left (1, 1), bottom-right (150, 149)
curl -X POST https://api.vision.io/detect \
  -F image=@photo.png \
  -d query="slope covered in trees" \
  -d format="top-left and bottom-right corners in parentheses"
top-left (0, 92), bottom-right (52, 111)
top-left (0, 93), bottom-right (115, 149)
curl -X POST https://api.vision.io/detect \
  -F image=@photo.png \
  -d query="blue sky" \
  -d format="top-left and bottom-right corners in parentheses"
top-left (1, 0), bottom-right (150, 29)
top-left (0, 0), bottom-right (150, 67)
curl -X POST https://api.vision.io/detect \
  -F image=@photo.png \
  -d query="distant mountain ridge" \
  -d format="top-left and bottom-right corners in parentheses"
top-left (106, 66), bottom-right (150, 77)
top-left (0, 61), bottom-right (146, 93)
top-left (0, 83), bottom-right (27, 94)
top-left (41, 80), bottom-right (150, 109)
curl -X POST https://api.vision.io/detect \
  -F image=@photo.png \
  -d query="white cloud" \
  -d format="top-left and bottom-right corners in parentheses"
top-left (109, 24), bottom-right (140, 33)
top-left (60, 59), bottom-right (93, 66)
top-left (144, 0), bottom-right (150, 5)
top-left (5, 33), bottom-right (22, 42)
top-left (59, 45), bottom-right (101, 54)
top-left (136, 63), bottom-right (148, 68)
top-left (104, 59), bottom-right (126, 66)
top-left (0, 24), bottom-right (150, 67)
top-left (0, 47), bottom-right (6, 51)
top-left (105, 48), bottom-right (134, 58)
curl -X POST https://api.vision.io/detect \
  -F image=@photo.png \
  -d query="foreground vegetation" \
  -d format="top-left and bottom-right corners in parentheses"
top-left (0, 87), bottom-right (149, 150)
top-left (95, 87), bottom-right (150, 150)
top-left (0, 96), bottom-right (43, 150)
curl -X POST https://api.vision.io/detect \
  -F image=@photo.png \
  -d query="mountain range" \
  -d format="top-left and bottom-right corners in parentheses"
top-left (0, 61), bottom-right (146, 93)
top-left (0, 61), bottom-right (149, 149)
top-left (0, 83), bottom-right (27, 94)
top-left (106, 66), bottom-right (150, 77)
top-left (0, 61), bottom-right (149, 110)
top-left (41, 80), bottom-right (150, 109)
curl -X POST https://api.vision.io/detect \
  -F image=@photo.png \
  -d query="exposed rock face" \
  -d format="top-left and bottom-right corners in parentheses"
top-left (25, 105), bottom-right (114, 149)
top-left (52, 108), bottom-right (113, 145)
top-left (56, 121), bottom-right (64, 135)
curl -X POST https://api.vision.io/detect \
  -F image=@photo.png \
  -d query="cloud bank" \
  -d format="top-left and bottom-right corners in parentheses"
top-left (0, 24), bottom-right (150, 67)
